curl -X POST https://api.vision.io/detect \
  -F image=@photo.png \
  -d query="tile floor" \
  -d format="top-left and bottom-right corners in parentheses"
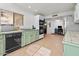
top-left (6, 34), bottom-right (64, 56)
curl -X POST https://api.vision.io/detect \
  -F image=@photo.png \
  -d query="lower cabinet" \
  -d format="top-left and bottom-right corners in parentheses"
top-left (21, 30), bottom-right (39, 47)
top-left (0, 34), bottom-right (5, 56)
top-left (0, 30), bottom-right (39, 55)
top-left (25, 32), bottom-right (31, 45)
top-left (30, 31), bottom-right (36, 42)
top-left (21, 31), bottom-right (30, 46)
top-left (35, 31), bottom-right (39, 41)
top-left (64, 43), bottom-right (79, 56)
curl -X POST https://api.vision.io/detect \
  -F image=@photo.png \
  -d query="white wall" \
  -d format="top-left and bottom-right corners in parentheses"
top-left (23, 13), bottom-right (34, 29)
top-left (0, 3), bottom-right (34, 29)
top-left (65, 15), bottom-right (79, 32)
top-left (54, 20), bottom-right (64, 28)
top-left (46, 18), bottom-right (64, 34)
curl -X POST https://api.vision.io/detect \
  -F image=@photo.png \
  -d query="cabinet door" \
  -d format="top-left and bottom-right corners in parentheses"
top-left (33, 31), bottom-right (39, 41)
top-left (0, 35), bottom-right (5, 56)
top-left (0, 40), bottom-right (4, 55)
top-left (30, 31), bottom-right (39, 42)
top-left (35, 31), bottom-right (39, 40)
top-left (30, 31), bottom-right (36, 42)
top-left (28, 31), bottom-right (33, 43)
top-left (21, 31), bottom-right (31, 47)
top-left (21, 33), bottom-right (25, 46)
top-left (21, 30), bottom-right (39, 47)
top-left (25, 32), bottom-right (31, 45)
top-left (21, 33), bottom-right (26, 47)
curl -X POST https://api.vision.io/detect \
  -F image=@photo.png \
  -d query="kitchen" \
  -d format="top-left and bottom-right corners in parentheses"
top-left (0, 3), bottom-right (79, 56)
top-left (0, 3), bottom-right (47, 56)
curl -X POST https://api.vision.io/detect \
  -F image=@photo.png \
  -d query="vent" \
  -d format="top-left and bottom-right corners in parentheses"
top-left (52, 14), bottom-right (58, 17)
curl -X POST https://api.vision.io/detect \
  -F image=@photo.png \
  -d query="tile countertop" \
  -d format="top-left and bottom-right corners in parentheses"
top-left (0, 29), bottom-right (39, 35)
top-left (63, 31), bottom-right (79, 47)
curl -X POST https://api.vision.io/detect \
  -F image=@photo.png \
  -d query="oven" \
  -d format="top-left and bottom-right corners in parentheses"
top-left (39, 26), bottom-right (44, 34)
top-left (39, 20), bottom-right (45, 25)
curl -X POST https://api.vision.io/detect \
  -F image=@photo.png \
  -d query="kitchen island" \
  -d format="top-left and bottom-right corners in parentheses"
top-left (63, 31), bottom-right (79, 56)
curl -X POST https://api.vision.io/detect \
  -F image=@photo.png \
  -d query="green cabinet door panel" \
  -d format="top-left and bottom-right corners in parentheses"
top-left (25, 32), bottom-right (31, 45)
top-left (0, 35), bottom-right (5, 56)
top-left (21, 30), bottom-right (39, 47)
top-left (21, 32), bottom-right (28, 46)
top-left (30, 31), bottom-right (36, 42)
top-left (35, 31), bottom-right (39, 41)
top-left (21, 35), bottom-right (26, 46)
top-left (0, 41), bottom-right (4, 55)
top-left (30, 30), bottom-right (39, 42)
top-left (21, 31), bottom-right (31, 47)
top-left (64, 44), bottom-right (79, 56)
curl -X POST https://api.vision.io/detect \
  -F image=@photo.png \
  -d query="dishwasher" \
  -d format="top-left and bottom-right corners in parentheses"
top-left (5, 32), bottom-right (22, 54)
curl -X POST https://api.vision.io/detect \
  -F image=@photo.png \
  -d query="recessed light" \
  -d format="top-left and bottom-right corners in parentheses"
top-left (28, 6), bottom-right (31, 8)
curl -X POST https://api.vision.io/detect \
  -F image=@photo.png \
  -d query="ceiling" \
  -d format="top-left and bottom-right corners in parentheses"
top-left (16, 3), bottom-right (76, 16)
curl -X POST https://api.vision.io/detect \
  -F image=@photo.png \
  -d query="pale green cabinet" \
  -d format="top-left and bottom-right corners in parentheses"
top-left (64, 42), bottom-right (79, 56)
top-left (35, 31), bottom-right (39, 41)
top-left (24, 32), bottom-right (31, 45)
top-left (30, 31), bottom-right (36, 42)
top-left (29, 30), bottom-right (39, 43)
top-left (0, 34), bottom-right (5, 56)
top-left (21, 33), bottom-right (26, 46)
top-left (21, 30), bottom-right (39, 47)
top-left (21, 31), bottom-right (30, 46)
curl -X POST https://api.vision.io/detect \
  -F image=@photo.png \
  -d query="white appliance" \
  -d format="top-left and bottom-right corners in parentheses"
top-left (34, 15), bottom-right (45, 39)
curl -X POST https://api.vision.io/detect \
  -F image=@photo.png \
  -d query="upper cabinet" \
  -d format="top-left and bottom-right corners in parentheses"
top-left (74, 4), bottom-right (79, 23)
top-left (0, 9), bottom-right (13, 25)
top-left (14, 13), bottom-right (23, 26)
